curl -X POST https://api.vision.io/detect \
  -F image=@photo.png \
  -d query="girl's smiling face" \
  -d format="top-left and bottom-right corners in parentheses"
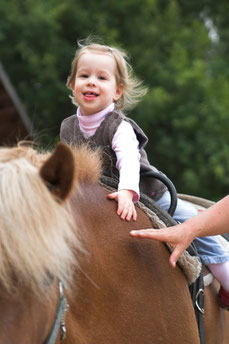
top-left (72, 51), bottom-right (123, 115)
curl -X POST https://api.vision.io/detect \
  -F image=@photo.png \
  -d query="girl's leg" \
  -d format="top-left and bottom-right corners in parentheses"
top-left (208, 260), bottom-right (229, 309)
top-left (156, 190), bottom-right (198, 222)
top-left (194, 236), bottom-right (229, 292)
top-left (208, 262), bottom-right (229, 292)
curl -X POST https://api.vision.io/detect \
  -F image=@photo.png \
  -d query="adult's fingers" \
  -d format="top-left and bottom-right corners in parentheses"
top-left (169, 246), bottom-right (183, 268)
top-left (130, 228), bottom-right (170, 242)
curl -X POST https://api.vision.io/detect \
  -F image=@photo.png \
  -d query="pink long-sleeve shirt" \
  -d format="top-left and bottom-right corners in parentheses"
top-left (77, 103), bottom-right (140, 201)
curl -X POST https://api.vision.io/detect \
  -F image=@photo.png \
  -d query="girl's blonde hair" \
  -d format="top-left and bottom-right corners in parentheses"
top-left (67, 38), bottom-right (148, 110)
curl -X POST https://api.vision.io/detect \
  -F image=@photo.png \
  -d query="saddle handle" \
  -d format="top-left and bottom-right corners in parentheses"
top-left (140, 171), bottom-right (178, 217)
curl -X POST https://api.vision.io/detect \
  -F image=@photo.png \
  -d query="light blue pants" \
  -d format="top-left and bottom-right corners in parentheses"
top-left (157, 191), bottom-right (229, 265)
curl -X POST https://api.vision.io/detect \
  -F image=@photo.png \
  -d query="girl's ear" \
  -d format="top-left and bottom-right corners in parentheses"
top-left (114, 84), bottom-right (124, 101)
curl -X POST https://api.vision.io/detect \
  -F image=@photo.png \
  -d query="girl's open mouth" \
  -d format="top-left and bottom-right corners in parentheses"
top-left (83, 91), bottom-right (99, 98)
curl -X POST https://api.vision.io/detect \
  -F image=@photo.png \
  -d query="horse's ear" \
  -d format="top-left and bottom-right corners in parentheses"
top-left (40, 142), bottom-right (75, 202)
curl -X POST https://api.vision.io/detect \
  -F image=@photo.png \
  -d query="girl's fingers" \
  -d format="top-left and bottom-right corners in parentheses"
top-left (130, 206), bottom-right (137, 221)
top-left (120, 204), bottom-right (136, 221)
top-left (120, 207), bottom-right (128, 220)
top-left (107, 192), bottom-right (118, 199)
top-left (126, 208), bottom-right (133, 221)
top-left (117, 202), bottom-right (124, 216)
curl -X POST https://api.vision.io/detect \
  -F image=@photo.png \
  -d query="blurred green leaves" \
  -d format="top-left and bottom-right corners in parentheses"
top-left (1, 0), bottom-right (229, 200)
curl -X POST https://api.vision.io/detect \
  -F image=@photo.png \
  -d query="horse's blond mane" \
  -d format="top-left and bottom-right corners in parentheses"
top-left (0, 143), bottom-right (101, 297)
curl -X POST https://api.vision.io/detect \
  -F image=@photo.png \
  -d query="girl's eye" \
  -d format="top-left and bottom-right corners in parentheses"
top-left (98, 76), bottom-right (106, 80)
top-left (80, 74), bottom-right (88, 78)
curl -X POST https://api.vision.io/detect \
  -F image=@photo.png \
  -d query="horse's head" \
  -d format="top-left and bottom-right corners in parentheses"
top-left (0, 142), bottom-right (82, 343)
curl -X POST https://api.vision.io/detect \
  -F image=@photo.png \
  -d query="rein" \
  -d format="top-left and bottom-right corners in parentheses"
top-left (45, 281), bottom-right (68, 344)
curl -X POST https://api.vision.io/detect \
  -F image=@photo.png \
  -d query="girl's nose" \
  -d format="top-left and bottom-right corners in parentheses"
top-left (87, 76), bottom-right (96, 86)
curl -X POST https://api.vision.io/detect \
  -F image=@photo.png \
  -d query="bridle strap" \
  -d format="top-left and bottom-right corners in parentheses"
top-left (45, 281), bottom-right (68, 344)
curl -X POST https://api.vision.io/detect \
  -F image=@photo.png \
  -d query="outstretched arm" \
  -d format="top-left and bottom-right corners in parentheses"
top-left (130, 195), bottom-right (229, 267)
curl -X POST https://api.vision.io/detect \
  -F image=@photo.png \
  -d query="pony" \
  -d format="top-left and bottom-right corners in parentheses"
top-left (0, 142), bottom-right (228, 344)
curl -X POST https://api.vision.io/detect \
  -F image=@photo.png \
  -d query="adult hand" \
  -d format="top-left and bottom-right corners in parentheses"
top-left (130, 223), bottom-right (195, 267)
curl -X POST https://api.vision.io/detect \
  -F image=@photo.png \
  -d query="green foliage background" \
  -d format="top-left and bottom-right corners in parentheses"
top-left (1, 0), bottom-right (229, 200)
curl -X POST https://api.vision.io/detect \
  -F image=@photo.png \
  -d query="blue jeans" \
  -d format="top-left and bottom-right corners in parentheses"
top-left (157, 191), bottom-right (229, 265)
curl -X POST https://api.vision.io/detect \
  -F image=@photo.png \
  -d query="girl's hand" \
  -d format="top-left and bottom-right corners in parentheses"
top-left (107, 190), bottom-right (137, 221)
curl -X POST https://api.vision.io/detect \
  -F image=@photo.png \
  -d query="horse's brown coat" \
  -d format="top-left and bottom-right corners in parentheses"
top-left (65, 182), bottom-right (200, 343)
top-left (63, 145), bottom-right (229, 344)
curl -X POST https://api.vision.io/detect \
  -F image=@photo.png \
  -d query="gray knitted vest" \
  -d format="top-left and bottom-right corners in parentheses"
top-left (60, 110), bottom-right (167, 201)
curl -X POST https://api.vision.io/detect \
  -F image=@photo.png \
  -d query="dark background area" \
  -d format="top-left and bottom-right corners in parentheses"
top-left (1, 0), bottom-right (229, 201)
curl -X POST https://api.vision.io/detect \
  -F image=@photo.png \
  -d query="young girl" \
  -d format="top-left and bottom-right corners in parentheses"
top-left (60, 39), bottom-right (229, 309)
